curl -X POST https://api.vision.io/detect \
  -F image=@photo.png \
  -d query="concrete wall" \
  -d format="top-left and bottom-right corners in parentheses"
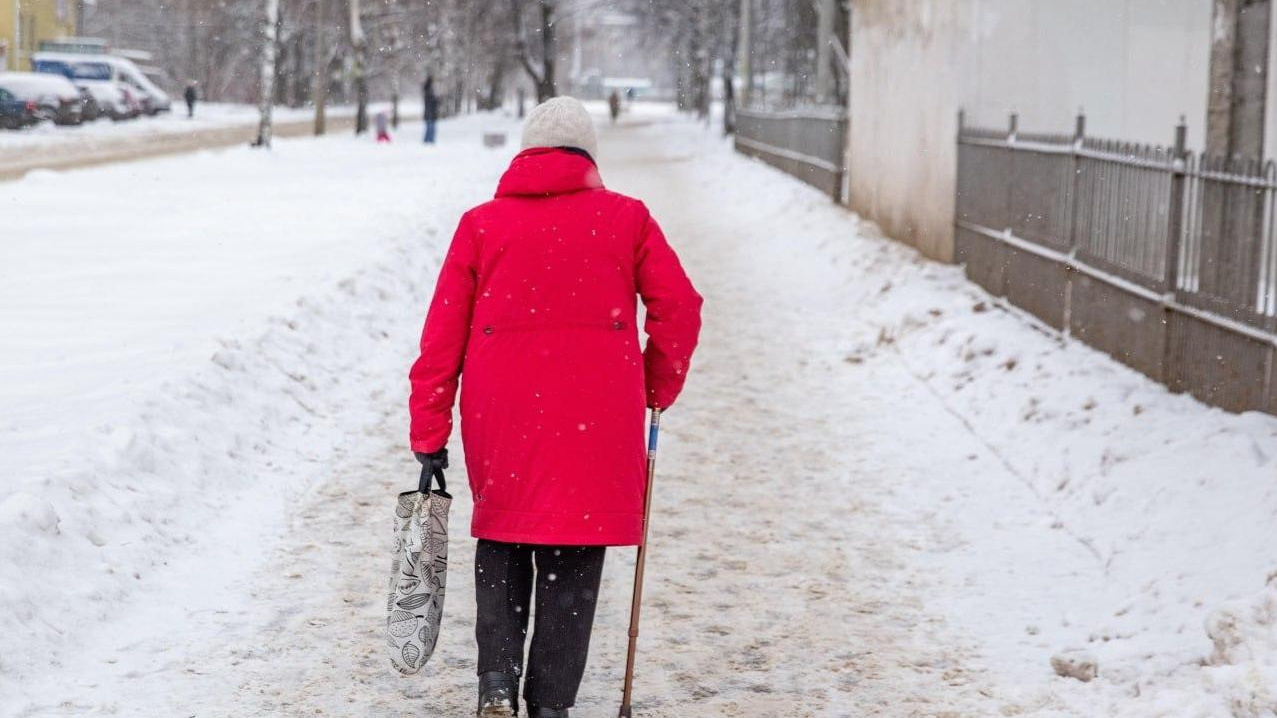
top-left (847, 0), bottom-right (1212, 261)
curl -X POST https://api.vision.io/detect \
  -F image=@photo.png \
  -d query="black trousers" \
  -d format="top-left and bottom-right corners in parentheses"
top-left (475, 539), bottom-right (607, 710)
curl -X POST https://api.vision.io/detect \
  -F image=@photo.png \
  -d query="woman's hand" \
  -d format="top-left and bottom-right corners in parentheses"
top-left (414, 448), bottom-right (449, 471)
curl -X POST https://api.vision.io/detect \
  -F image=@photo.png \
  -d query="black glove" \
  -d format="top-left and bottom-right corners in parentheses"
top-left (414, 448), bottom-right (449, 493)
top-left (414, 448), bottom-right (448, 471)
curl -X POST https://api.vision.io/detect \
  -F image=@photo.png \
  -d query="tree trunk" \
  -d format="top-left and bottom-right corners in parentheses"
top-left (486, 57), bottom-right (507, 110)
top-left (722, 63), bottom-right (736, 135)
top-left (738, 0), bottom-right (752, 109)
top-left (724, 0), bottom-right (741, 134)
top-left (272, 26), bottom-right (289, 106)
top-left (537, 1), bottom-right (556, 101)
top-left (512, 0), bottom-right (557, 103)
top-left (313, 0), bottom-right (327, 135)
top-left (254, 0), bottom-right (280, 148)
top-left (349, 0), bottom-right (368, 135)
top-left (694, 2), bottom-right (711, 120)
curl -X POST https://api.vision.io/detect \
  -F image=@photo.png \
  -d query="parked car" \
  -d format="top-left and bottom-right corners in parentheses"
top-left (120, 83), bottom-right (152, 115)
top-left (0, 72), bottom-right (83, 125)
top-left (115, 84), bottom-right (145, 120)
top-left (118, 65), bottom-right (171, 114)
top-left (33, 51), bottom-right (170, 116)
top-left (77, 87), bottom-right (103, 122)
top-left (0, 86), bottom-right (41, 130)
top-left (79, 80), bottom-right (132, 121)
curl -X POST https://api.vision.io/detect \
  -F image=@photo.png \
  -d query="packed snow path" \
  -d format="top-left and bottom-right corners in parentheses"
top-left (6, 107), bottom-right (1275, 717)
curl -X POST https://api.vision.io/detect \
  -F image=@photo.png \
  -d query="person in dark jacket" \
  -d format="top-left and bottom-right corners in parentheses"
top-left (183, 83), bottom-right (197, 118)
top-left (409, 97), bottom-right (702, 718)
top-left (608, 90), bottom-right (621, 123)
top-left (422, 75), bottom-right (439, 144)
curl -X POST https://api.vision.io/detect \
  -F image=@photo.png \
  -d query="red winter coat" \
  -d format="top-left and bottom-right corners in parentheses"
top-left (408, 147), bottom-right (702, 546)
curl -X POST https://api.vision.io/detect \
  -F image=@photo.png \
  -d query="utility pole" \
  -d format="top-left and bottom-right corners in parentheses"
top-left (814, 0), bottom-right (835, 103)
top-left (13, 0), bottom-right (22, 72)
top-left (313, 0), bottom-right (327, 135)
top-left (1206, 0), bottom-right (1271, 157)
top-left (737, 0), bottom-right (751, 108)
top-left (1202, 0), bottom-right (1271, 309)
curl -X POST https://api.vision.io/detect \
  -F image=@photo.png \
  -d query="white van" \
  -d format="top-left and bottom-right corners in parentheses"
top-left (32, 51), bottom-right (171, 115)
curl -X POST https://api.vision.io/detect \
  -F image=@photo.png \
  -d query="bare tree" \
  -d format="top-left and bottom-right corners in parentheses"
top-left (314, 0), bottom-right (329, 134)
top-left (349, 0), bottom-right (368, 134)
top-left (80, 0), bottom-right (559, 122)
top-left (255, 0), bottom-right (282, 148)
top-left (512, 0), bottom-right (557, 102)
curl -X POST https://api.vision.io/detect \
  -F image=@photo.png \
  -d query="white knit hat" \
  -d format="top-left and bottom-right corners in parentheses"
top-left (520, 96), bottom-right (599, 160)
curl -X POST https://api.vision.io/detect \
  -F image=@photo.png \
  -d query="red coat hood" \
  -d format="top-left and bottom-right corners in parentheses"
top-left (495, 147), bottom-right (603, 198)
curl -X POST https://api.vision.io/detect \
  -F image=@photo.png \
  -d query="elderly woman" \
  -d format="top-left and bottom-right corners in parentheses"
top-left (408, 97), bottom-right (702, 718)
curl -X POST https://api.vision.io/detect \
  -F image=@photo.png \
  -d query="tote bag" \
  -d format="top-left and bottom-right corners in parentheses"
top-left (386, 462), bottom-right (452, 674)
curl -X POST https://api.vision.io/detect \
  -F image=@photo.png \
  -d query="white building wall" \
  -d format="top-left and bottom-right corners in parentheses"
top-left (848, 0), bottom-right (1212, 261)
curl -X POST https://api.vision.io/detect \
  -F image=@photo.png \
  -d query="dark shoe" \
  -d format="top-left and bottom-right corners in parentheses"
top-left (477, 671), bottom-right (519, 717)
top-left (527, 708), bottom-right (569, 718)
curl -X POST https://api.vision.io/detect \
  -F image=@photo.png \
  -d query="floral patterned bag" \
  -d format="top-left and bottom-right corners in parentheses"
top-left (386, 461), bottom-right (452, 675)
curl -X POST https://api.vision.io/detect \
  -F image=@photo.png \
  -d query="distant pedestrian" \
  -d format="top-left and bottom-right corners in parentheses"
top-left (375, 111), bottom-right (391, 143)
top-left (184, 82), bottom-right (197, 118)
top-left (608, 90), bottom-right (621, 124)
top-left (422, 75), bottom-right (439, 144)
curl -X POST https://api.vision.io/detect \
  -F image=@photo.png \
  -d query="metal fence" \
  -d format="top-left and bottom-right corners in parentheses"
top-left (734, 106), bottom-right (847, 201)
top-left (955, 112), bottom-right (1277, 415)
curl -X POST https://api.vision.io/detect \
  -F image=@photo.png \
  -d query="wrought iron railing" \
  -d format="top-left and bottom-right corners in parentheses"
top-left (955, 111), bottom-right (1277, 415)
top-left (734, 106), bottom-right (847, 201)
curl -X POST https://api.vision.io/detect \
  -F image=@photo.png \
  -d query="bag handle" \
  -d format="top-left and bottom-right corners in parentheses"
top-left (418, 462), bottom-right (447, 494)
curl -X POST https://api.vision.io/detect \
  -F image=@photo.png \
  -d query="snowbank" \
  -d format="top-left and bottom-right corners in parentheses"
top-left (819, 189), bottom-right (1277, 715)
top-left (0, 101), bottom-right (411, 153)
top-left (0, 110), bottom-right (517, 700)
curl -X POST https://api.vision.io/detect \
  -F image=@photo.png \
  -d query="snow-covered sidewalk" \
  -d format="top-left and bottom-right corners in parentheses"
top-left (0, 102), bottom-right (416, 180)
top-left (0, 102), bottom-right (400, 153)
top-left (3, 104), bottom-right (1275, 717)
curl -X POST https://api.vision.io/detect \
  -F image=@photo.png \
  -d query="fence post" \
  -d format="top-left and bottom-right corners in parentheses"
top-left (1165, 117), bottom-right (1189, 294)
top-left (1161, 116), bottom-right (1190, 388)
top-left (1006, 112), bottom-right (1018, 235)
top-left (1061, 110), bottom-right (1087, 336)
top-left (1068, 110), bottom-right (1086, 252)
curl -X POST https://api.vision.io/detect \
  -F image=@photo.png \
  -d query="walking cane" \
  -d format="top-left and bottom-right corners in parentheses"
top-left (618, 407), bottom-right (661, 718)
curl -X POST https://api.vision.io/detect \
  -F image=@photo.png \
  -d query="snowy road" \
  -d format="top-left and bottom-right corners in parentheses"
top-left (6, 106), bottom-right (1276, 717)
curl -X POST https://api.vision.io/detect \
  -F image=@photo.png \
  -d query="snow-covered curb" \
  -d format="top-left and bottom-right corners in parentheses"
top-left (0, 101), bottom-right (415, 153)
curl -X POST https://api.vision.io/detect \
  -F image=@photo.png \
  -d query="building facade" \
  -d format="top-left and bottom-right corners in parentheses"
top-left (0, 0), bottom-right (78, 72)
top-left (846, 0), bottom-right (1213, 261)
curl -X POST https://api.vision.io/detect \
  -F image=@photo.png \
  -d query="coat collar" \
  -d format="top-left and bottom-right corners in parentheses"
top-left (495, 147), bottom-right (604, 198)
